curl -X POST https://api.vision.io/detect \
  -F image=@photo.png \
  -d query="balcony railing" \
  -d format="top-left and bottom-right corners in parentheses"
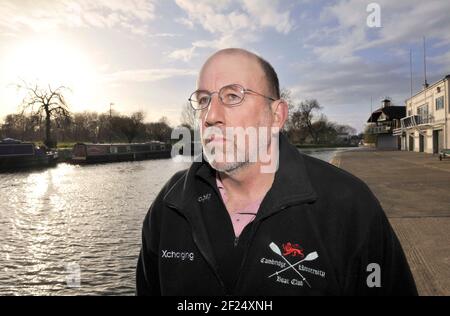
top-left (366, 120), bottom-right (400, 134)
top-left (367, 125), bottom-right (392, 134)
top-left (400, 115), bottom-right (434, 129)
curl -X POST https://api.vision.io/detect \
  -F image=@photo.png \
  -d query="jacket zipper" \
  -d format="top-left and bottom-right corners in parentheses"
top-left (191, 232), bottom-right (228, 293)
top-left (231, 220), bottom-right (261, 294)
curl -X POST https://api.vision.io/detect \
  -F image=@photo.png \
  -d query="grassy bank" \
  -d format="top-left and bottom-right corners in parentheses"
top-left (56, 142), bottom-right (77, 149)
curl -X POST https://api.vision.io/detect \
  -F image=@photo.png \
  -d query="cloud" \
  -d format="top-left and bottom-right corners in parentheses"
top-left (173, 0), bottom-right (294, 58)
top-left (168, 47), bottom-right (197, 62)
top-left (0, 0), bottom-right (156, 35)
top-left (192, 32), bottom-right (260, 50)
top-left (103, 68), bottom-right (197, 83)
top-left (429, 50), bottom-right (450, 69)
top-left (287, 0), bottom-right (450, 132)
top-left (175, 17), bottom-right (195, 29)
top-left (149, 33), bottom-right (182, 38)
top-left (175, 0), bottom-right (250, 35)
top-left (242, 0), bottom-right (293, 34)
top-left (175, 0), bottom-right (293, 35)
top-left (306, 0), bottom-right (450, 62)
top-left (290, 60), bottom-right (406, 105)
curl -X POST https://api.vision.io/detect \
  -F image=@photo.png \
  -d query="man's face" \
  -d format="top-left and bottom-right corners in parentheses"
top-left (197, 53), bottom-right (275, 173)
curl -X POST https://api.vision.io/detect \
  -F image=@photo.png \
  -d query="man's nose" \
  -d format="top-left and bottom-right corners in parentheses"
top-left (203, 93), bottom-right (225, 127)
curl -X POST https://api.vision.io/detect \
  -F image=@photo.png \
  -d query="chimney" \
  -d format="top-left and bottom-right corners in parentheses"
top-left (381, 98), bottom-right (391, 108)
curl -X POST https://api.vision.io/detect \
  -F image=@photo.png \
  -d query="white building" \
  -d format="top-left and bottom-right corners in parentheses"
top-left (394, 74), bottom-right (450, 153)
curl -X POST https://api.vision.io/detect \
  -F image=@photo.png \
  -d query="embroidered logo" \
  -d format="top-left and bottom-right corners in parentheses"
top-left (197, 193), bottom-right (211, 203)
top-left (161, 250), bottom-right (195, 261)
top-left (259, 242), bottom-right (325, 289)
top-left (282, 242), bottom-right (304, 258)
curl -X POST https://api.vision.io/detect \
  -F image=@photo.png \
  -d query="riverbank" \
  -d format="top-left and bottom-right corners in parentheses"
top-left (295, 143), bottom-right (358, 149)
top-left (53, 146), bottom-right (356, 164)
top-left (299, 146), bottom-right (361, 164)
top-left (331, 148), bottom-right (450, 296)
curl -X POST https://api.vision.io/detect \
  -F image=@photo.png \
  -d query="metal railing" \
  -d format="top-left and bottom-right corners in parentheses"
top-left (400, 115), bottom-right (434, 129)
top-left (366, 120), bottom-right (400, 134)
top-left (396, 115), bottom-right (435, 137)
top-left (367, 125), bottom-right (391, 134)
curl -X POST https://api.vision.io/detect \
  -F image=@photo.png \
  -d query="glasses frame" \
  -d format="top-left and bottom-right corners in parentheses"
top-left (188, 84), bottom-right (277, 111)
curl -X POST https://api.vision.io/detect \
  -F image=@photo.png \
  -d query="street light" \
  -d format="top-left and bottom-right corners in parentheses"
top-left (109, 102), bottom-right (114, 144)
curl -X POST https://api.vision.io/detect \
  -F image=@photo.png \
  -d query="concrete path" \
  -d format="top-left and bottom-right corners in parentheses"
top-left (332, 149), bottom-right (450, 296)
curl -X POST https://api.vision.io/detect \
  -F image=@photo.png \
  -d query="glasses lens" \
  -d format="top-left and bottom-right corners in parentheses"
top-left (219, 84), bottom-right (244, 105)
top-left (190, 90), bottom-right (211, 110)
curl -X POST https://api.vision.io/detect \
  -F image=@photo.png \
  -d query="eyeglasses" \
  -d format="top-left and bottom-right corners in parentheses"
top-left (188, 84), bottom-right (277, 111)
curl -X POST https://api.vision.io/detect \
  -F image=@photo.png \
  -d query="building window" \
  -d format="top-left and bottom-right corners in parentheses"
top-left (436, 96), bottom-right (444, 111)
top-left (437, 86), bottom-right (441, 93)
top-left (417, 104), bottom-right (428, 116)
top-left (417, 104), bottom-right (429, 124)
top-left (408, 110), bottom-right (412, 116)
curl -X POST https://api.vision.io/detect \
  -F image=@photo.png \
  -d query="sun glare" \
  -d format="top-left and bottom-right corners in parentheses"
top-left (2, 36), bottom-right (98, 112)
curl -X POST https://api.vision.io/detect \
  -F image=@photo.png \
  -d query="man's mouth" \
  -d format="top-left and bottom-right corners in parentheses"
top-left (204, 134), bottom-right (227, 145)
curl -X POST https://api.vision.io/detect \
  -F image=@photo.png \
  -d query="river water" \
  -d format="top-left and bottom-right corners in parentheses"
top-left (0, 147), bottom-right (355, 295)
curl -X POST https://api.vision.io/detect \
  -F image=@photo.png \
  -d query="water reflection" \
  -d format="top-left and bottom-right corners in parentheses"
top-left (0, 159), bottom-right (190, 295)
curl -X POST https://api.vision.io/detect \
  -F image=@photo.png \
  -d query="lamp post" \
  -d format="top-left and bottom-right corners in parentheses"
top-left (109, 102), bottom-right (114, 144)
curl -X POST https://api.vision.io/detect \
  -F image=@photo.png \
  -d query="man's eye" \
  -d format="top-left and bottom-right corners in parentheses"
top-left (225, 93), bottom-right (241, 102)
top-left (198, 96), bottom-right (210, 105)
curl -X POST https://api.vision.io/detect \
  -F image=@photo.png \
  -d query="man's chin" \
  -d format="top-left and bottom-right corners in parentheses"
top-left (208, 160), bottom-right (249, 174)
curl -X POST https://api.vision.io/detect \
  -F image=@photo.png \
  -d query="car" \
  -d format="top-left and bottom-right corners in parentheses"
top-left (438, 149), bottom-right (450, 161)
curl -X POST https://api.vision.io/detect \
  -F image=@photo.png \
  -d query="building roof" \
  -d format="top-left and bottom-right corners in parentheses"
top-left (367, 106), bottom-right (406, 123)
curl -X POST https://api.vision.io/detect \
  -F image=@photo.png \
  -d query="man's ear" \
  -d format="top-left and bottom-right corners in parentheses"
top-left (271, 99), bottom-right (288, 129)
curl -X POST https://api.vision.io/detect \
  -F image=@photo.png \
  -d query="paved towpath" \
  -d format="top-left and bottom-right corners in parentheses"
top-left (331, 149), bottom-right (450, 296)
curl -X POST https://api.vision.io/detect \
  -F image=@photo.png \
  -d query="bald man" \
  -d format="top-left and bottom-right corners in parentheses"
top-left (136, 48), bottom-right (417, 296)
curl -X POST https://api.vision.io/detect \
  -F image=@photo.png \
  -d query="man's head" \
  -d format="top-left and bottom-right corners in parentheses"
top-left (194, 48), bottom-right (288, 173)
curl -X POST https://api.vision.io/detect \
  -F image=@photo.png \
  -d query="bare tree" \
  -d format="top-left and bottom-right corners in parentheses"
top-left (335, 124), bottom-right (356, 135)
top-left (180, 102), bottom-right (197, 130)
top-left (280, 88), bottom-right (295, 132)
top-left (298, 99), bottom-right (322, 144)
top-left (19, 81), bottom-right (71, 148)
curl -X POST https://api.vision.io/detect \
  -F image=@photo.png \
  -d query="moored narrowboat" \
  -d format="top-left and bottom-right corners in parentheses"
top-left (71, 141), bottom-right (171, 164)
top-left (0, 138), bottom-right (58, 171)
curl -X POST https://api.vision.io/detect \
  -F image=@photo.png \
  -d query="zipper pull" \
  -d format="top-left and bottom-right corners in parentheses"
top-left (234, 237), bottom-right (239, 247)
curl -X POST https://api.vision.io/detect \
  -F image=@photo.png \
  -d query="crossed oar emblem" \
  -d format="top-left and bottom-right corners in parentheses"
top-left (268, 242), bottom-right (319, 288)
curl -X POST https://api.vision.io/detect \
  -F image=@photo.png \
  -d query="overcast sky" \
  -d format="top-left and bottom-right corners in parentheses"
top-left (1, 0), bottom-right (449, 132)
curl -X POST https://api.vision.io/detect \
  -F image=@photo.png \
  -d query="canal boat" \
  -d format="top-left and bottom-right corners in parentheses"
top-left (71, 141), bottom-right (171, 164)
top-left (0, 138), bottom-right (58, 171)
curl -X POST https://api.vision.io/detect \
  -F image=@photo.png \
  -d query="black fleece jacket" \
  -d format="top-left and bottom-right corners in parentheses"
top-left (136, 133), bottom-right (418, 296)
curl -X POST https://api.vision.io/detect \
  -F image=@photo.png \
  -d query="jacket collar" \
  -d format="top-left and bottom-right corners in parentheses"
top-left (163, 132), bottom-right (318, 217)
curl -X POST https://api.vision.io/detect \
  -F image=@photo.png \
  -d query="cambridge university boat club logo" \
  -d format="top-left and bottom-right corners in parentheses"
top-left (260, 242), bottom-right (326, 288)
top-left (282, 242), bottom-right (304, 257)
